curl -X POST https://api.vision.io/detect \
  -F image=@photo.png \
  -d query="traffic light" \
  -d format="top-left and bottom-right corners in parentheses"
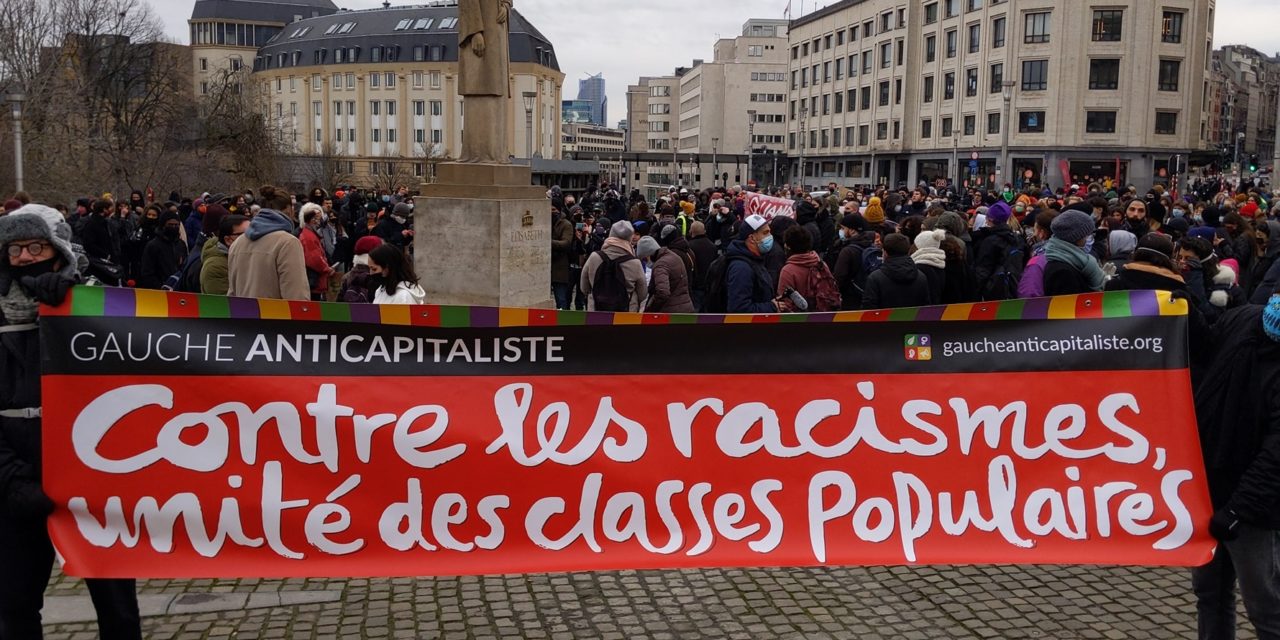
top-left (1249, 154), bottom-right (1259, 172)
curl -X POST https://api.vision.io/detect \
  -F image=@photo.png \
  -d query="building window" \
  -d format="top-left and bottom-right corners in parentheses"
top-left (926, 35), bottom-right (937, 63)
top-left (1025, 12), bottom-right (1050, 44)
top-left (1155, 111), bottom-right (1178, 135)
top-left (748, 45), bottom-right (764, 57)
top-left (968, 23), bottom-right (980, 53)
top-left (199, 58), bottom-right (208, 71)
top-left (1162, 11), bottom-right (1184, 44)
top-left (824, 61), bottom-right (832, 82)
top-left (989, 63), bottom-right (1003, 93)
top-left (370, 101), bottom-right (380, 116)
top-left (1086, 111), bottom-right (1117, 133)
top-left (925, 3), bottom-right (938, 24)
top-left (878, 81), bottom-right (890, 106)
top-left (385, 72), bottom-right (395, 87)
top-left (944, 0), bottom-right (957, 18)
top-left (200, 81), bottom-right (208, 95)
top-left (944, 72), bottom-right (955, 100)
top-left (430, 100), bottom-right (442, 116)
top-left (1158, 59), bottom-right (1181, 91)
top-left (921, 118), bottom-right (933, 138)
top-left (923, 76), bottom-right (935, 103)
top-left (1018, 111), bottom-right (1045, 133)
top-left (946, 29), bottom-right (957, 57)
top-left (1092, 10), bottom-right (1123, 42)
top-left (881, 12), bottom-right (892, 32)
top-left (1089, 59), bottom-right (1120, 90)
top-left (371, 129), bottom-right (381, 143)
top-left (413, 46), bottom-right (425, 61)
top-left (992, 16), bottom-right (1006, 48)
top-left (861, 87), bottom-right (871, 110)
top-left (941, 117), bottom-right (953, 137)
top-left (413, 71), bottom-right (423, 88)
top-left (965, 68), bottom-right (978, 97)
top-left (967, 0), bottom-right (981, 11)
top-left (880, 42), bottom-right (891, 68)
top-left (876, 122), bottom-right (888, 140)
top-left (346, 73), bottom-right (355, 89)
top-left (859, 125), bottom-right (869, 145)
top-left (895, 78), bottom-right (902, 104)
top-left (387, 129), bottom-right (397, 144)
top-left (1021, 60), bottom-right (1048, 91)
top-left (835, 58), bottom-right (844, 80)
top-left (834, 92), bottom-right (843, 113)
top-left (963, 115), bottom-right (975, 136)
top-left (987, 112), bottom-right (1000, 134)
top-left (370, 73), bottom-right (380, 88)
top-left (386, 100), bottom-right (396, 116)
top-left (862, 50), bottom-right (872, 73)
top-left (430, 72), bottom-right (441, 88)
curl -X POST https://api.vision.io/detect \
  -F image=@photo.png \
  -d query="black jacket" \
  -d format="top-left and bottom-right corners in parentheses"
top-left (138, 235), bottom-right (187, 289)
top-left (862, 255), bottom-right (931, 310)
top-left (1043, 260), bottom-right (1095, 297)
top-left (831, 232), bottom-right (876, 309)
top-left (1194, 305), bottom-right (1280, 528)
top-left (688, 235), bottom-right (719, 293)
top-left (972, 225), bottom-right (1023, 298)
top-left (0, 310), bottom-right (42, 516)
top-left (80, 213), bottom-right (114, 261)
top-left (725, 241), bottom-right (776, 313)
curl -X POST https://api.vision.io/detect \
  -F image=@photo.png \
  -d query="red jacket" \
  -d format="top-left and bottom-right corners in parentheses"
top-left (299, 226), bottom-right (331, 293)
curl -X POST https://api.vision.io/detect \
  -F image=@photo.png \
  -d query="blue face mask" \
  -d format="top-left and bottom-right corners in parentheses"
top-left (758, 235), bottom-right (775, 253)
top-left (839, 228), bottom-right (848, 240)
top-left (1264, 295), bottom-right (1280, 343)
top-left (1172, 209), bottom-right (1186, 218)
top-left (1084, 235), bottom-right (1095, 255)
top-left (382, 195), bottom-right (391, 203)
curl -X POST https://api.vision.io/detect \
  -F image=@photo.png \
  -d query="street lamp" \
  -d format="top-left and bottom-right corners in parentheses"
top-left (798, 103), bottom-right (807, 190)
top-left (712, 137), bottom-right (719, 190)
top-left (522, 91), bottom-right (537, 159)
top-left (7, 92), bottom-right (25, 193)
top-left (747, 110), bottom-right (756, 188)
top-left (999, 80), bottom-right (1016, 188)
top-left (671, 136), bottom-right (679, 188)
top-left (1234, 131), bottom-right (1246, 175)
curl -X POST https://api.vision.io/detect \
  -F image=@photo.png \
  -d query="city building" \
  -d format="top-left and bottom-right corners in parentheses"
top-left (577, 73), bottom-right (607, 126)
top-left (190, 0), bottom-right (339, 99)
top-left (243, 1), bottom-right (564, 187)
top-left (562, 99), bottom-right (594, 123)
top-left (786, 0), bottom-right (1213, 190)
top-left (1211, 45), bottom-right (1279, 174)
top-left (561, 122), bottom-right (626, 184)
top-left (626, 19), bottom-right (790, 199)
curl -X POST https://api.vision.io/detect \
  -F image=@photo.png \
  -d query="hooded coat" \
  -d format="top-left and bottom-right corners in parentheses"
top-left (646, 247), bottom-right (695, 313)
top-left (227, 209), bottom-right (309, 301)
top-left (862, 254), bottom-right (932, 309)
top-left (138, 224), bottom-right (187, 290)
top-left (1248, 221), bottom-right (1280, 303)
top-left (724, 240), bottom-right (777, 314)
top-left (199, 236), bottom-right (232, 295)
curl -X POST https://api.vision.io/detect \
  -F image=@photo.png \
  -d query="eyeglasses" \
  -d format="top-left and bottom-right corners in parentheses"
top-left (7, 241), bottom-right (49, 258)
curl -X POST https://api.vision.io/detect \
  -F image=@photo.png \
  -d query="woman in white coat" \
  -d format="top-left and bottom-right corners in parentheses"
top-left (369, 244), bottom-right (427, 304)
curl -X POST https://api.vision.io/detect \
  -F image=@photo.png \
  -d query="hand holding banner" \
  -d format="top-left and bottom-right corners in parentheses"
top-left (743, 192), bottom-right (796, 221)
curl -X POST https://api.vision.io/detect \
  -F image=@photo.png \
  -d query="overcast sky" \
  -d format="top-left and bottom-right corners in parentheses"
top-left (159, 0), bottom-right (1280, 128)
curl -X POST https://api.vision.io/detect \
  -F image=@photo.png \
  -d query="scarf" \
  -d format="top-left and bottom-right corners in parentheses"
top-left (1265, 294), bottom-right (1280, 343)
top-left (1044, 237), bottom-right (1105, 291)
top-left (0, 283), bottom-right (39, 324)
top-left (603, 236), bottom-right (636, 256)
top-left (911, 247), bottom-right (946, 269)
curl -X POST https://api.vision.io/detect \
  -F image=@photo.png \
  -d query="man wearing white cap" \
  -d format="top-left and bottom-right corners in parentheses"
top-left (722, 213), bottom-right (781, 313)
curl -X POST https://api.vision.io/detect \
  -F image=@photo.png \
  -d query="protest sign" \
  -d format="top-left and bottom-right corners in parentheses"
top-left (41, 287), bottom-right (1214, 578)
top-left (743, 192), bottom-right (796, 220)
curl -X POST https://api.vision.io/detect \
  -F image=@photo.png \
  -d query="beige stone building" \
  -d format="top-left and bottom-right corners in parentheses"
top-left (190, 0), bottom-right (338, 101)
top-left (787, 0), bottom-right (1214, 190)
top-left (561, 123), bottom-right (625, 183)
top-left (626, 19), bottom-right (790, 199)
top-left (220, 2), bottom-right (563, 188)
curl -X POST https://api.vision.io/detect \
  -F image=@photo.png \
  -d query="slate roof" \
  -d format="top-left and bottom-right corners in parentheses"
top-left (191, 0), bottom-right (340, 24)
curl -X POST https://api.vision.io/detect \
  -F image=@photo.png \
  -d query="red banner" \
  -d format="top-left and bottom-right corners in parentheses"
top-left (743, 192), bottom-right (796, 221)
top-left (39, 289), bottom-right (1215, 578)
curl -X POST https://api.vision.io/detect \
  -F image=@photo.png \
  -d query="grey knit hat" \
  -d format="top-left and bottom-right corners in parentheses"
top-left (1051, 210), bottom-right (1096, 244)
top-left (636, 236), bottom-right (660, 260)
top-left (0, 204), bottom-right (81, 293)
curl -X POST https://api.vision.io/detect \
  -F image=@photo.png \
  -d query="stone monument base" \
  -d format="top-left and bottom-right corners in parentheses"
top-left (416, 163), bottom-right (552, 309)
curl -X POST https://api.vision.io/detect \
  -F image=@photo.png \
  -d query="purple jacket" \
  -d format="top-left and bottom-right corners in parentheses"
top-left (1018, 246), bottom-right (1048, 298)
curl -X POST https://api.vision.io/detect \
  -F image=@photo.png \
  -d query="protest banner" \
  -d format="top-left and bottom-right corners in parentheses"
top-left (40, 287), bottom-right (1214, 578)
top-left (742, 192), bottom-right (796, 220)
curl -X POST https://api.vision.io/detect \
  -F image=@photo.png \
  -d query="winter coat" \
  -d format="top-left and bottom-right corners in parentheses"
top-left (1248, 221), bottom-right (1280, 302)
top-left (299, 226), bottom-right (332, 294)
top-left (705, 214), bottom-right (736, 249)
top-left (941, 243), bottom-right (977, 303)
top-left (580, 238), bottom-right (647, 312)
top-left (374, 282), bottom-right (427, 305)
top-left (832, 233), bottom-right (876, 309)
top-left (777, 251), bottom-right (828, 311)
top-left (340, 263), bottom-right (378, 303)
top-left (687, 235), bottom-right (719, 293)
top-left (227, 209), bottom-right (309, 301)
top-left (199, 236), bottom-right (231, 296)
top-left (724, 240), bottom-right (777, 314)
top-left (374, 215), bottom-right (409, 248)
top-left (183, 211), bottom-right (204, 251)
top-left (646, 248), bottom-right (695, 313)
top-left (551, 215), bottom-right (575, 285)
top-left (916, 264), bottom-right (946, 304)
top-left (1018, 245), bottom-right (1048, 299)
top-left (138, 234), bottom-right (187, 289)
top-left (972, 225), bottom-right (1023, 296)
top-left (1043, 260), bottom-right (1095, 297)
top-left (80, 213), bottom-right (114, 261)
top-left (1193, 305), bottom-right (1280, 529)
top-left (862, 255), bottom-right (931, 310)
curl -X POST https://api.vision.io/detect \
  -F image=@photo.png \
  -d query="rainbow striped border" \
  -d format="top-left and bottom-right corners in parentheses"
top-left (43, 287), bottom-right (1187, 327)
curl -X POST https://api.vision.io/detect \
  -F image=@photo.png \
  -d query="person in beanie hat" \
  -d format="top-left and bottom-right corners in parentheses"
top-left (971, 201), bottom-right (1022, 300)
top-left (340, 236), bottom-right (384, 303)
top-left (864, 197), bottom-right (886, 225)
top-left (0, 206), bottom-right (143, 639)
top-left (375, 202), bottom-right (414, 248)
top-left (1044, 209), bottom-right (1104, 296)
top-left (138, 210), bottom-right (187, 290)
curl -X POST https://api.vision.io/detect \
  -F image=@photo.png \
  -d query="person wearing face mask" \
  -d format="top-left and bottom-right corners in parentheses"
top-left (722, 214), bottom-right (781, 313)
top-left (137, 211), bottom-right (187, 290)
top-left (375, 202), bottom-right (414, 249)
top-left (1248, 221), bottom-right (1280, 304)
top-left (368, 244), bottom-right (427, 305)
top-left (704, 199), bottom-right (735, 250)
top-left (299, 204), bottom-right (336, 301)
top-left (1188, 284), bottom-right (1280, 640)
top-left (686, 221), bottom-right (718, 311)
top-left (1123, 198), bottom-right (1158, 240)
top-left (1043, 210), bottom-right (1105, 296)
top-left (0, 206), bottom-right (144, 640)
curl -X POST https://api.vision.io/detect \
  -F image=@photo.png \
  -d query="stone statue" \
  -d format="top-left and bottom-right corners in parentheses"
top-left (458, 0), bottom-right (513, 164)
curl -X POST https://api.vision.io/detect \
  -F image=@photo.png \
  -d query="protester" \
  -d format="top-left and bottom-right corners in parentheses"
top-left (199, 214), bottom-right (249, 296)
top-left (862, 233), bottom-right (931, 309)
top-left (912, 228), bottom-right (947, 303)
top-left (777, 225), bottom-right (840, 312)
top-left (227, 185), bottom-right (309, 301)
top-left (137, 211), bottom-right (187, 290)
top-left (687, 220), bottom-right (718, 311)
top-left (723, 214), bottom-right (780, 313)
top-left (971, 202), bottom-right (1024, 301)
top-left (368, 244), bottom-right (426, 305)
top-left (1044, 210), bottom-right (1105, 296)
top-left (0, 205), bottom-right (142, 639)
top-left (299, 204), bottom-right (335, 302)
top-left (1018, 210), bottom-right (1059, 299)
top-left (1248, 220), bottom-right (1280, 303)
top-left (642, 230), bottom-right (694, 313)
top-left (581, 221), bottom-right (646, 312)
top-left (340, 236), bottom-right (383, 303)
top-left (551, 207), bottom-right (575, 310)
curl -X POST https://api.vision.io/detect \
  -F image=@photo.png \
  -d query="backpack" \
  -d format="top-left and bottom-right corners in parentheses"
top-left (702, 254), bottom-right (749, 313)
top-left (861, 245), bottom-right (884, 279)
top-left (806, 263), bottom-right (842, 312)
top-left (591, 252), bottom-right (638, 312)
top-left (980, 238), bottom-right (1025, 301)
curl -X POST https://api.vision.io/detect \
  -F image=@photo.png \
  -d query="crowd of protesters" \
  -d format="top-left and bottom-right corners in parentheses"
top-left (0, 172), bottom-right (1277, 638)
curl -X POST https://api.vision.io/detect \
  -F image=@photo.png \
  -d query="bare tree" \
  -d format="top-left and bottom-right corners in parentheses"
top-left (198, 66), bottom-right (287, 189)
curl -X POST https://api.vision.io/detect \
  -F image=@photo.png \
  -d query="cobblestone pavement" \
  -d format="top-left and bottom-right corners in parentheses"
top-left (43, 564), bottom-right (1254, 639)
